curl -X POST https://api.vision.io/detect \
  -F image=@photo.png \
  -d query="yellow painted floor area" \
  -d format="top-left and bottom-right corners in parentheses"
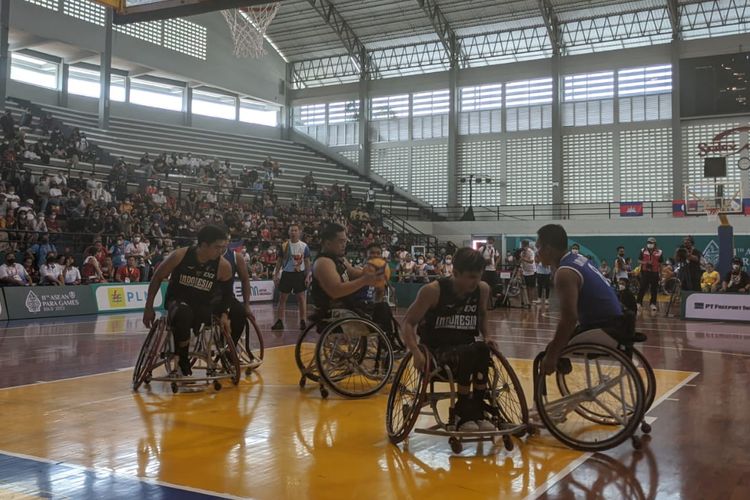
top-left (0, 347), bottom-right (694, 500)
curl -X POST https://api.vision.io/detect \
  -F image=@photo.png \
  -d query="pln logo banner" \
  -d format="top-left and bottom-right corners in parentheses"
top-left (95, 284), bottom-right (163, 312)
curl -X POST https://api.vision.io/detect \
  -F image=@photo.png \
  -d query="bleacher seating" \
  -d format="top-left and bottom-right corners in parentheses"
top-left (4, 99), bottom-right (419, 215)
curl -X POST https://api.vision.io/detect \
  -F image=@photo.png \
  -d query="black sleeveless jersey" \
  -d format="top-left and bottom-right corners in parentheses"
top-left (419, 278), bottom-right (481, 348)
top-left (165, 246), bottom-right (221, 305)
top-left (310, 252), bottom-right (358, 315)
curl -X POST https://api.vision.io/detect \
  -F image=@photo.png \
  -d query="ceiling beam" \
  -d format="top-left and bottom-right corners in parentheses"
top-left (414, 0), bottom-right (467, 68)
top-left (9, 34), bottom-right (47, 52)
top-left (127, 65), bottom-right (154, 78)
top-left (64, 49), bottom-right (98, 65)
top-left (306, 0), bottom-right (377, 79)
top-left (666, 0), bottom-right (681, 40)
top-left (538, 0), bottom-right (561, 55)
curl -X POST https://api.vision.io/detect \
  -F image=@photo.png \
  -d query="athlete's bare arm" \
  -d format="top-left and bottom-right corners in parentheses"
top-left (143, 247), bottom-right (188, 327)
top-left (401, 282), bottom-right (440, 371)
top-left (541, 268), bottom-right (580, 375)
top-left (313, 257), bottom-right (376, 299)
top-left (478, 281), bottom-right (490, 339)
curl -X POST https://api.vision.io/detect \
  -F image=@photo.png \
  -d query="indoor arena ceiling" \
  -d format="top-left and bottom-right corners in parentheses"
top-left (266, 0), bottom-right (749, 85)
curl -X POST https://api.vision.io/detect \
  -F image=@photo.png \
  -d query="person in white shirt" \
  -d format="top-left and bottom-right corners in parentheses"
top-left (39, 253), bottom-right (63, 286)
top-left (125, 234), bottom-right (150, 282)
top-left (520, 240), bottom-right (537, 307)
top-left (479, 237), bottom-right (499, 309)
top-left (271, 224), bottom-right (312, 331)
top-left (0, 253), bottom-right (30, 286)
top-left (63, 255), bottom-right (82, 285)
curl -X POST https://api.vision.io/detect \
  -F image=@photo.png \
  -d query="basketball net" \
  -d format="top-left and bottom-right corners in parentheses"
top-left (706, 207), bottom-right (720, 222)
top-left (222, 3), bottom-right (280, 58)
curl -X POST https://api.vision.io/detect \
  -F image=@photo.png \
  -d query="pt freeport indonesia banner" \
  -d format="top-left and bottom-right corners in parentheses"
top-left (682, 292), bottom-right (750, 322)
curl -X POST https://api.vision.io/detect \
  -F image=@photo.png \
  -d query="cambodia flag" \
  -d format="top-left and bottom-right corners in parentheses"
top-left (673, 200), bottom-right (686, 217)
top-left (620, 202), bottom-right (643, 217)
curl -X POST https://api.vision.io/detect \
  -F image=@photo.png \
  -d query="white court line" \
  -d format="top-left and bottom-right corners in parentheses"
top-left (523, 370), bottom-right (700, 499)
top-left (0, 449), bottom-right (245, 500)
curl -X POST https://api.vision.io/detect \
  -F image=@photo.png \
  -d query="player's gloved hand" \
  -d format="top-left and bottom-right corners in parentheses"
top-left (412, 349), bottom-right (427, 373)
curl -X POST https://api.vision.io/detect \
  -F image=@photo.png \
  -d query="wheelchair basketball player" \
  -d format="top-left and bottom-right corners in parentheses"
top-left (400, 247), bottom-right (495, 432)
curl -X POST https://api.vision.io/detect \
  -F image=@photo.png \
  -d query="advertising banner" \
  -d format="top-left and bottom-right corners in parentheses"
top-left (0, 289), bottom-right (6, 321)
top-left (682, 291), bottom-right (750, 322)
top-left (232, 280), bottom-right (275, 303)
top-left (4, 286), bottom-right (97, 320)
top-left (93, 283), bottom-right (165, 313)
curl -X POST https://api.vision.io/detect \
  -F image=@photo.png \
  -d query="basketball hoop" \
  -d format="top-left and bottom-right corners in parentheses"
top-left (706, 207), bottom-right (720, 222)
top-left (222, 3), bottom-right (280, 58)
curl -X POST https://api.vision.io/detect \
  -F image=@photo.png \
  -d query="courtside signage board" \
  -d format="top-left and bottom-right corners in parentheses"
top-left (682, 292), bottom-right (750, 322)
top-left (0, 289), bottom-right (7, 321)
top-left (93, 283), bottom-right (165, 312)
top-left (232, 280), bottom-right (275, 303)
top-left (4, 286), bottom-right (97, 320)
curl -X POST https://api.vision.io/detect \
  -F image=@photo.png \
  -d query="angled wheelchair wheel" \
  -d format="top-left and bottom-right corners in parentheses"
top-left (631, 348), bottom-right (656, 415)
top-left (295, 322), bottom-right (321, 385)
top-left (238, 316), bottom-right (264, 373)
top-left (535, 343), bottom-right (645, 452)
top-left (487, 345), bottom-right (529, 434)
top-left (315, 317), bottom-right (394, 398)
top-left (132, 318), bottom-right (168, 391)
top-left (386, 346), bottom-right (430, 444)
top-left (389, 318), bottom-right (406, 352)
top-left (212, 322), bottom-right (241, 386)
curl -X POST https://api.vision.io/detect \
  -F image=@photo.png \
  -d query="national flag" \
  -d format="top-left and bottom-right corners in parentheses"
top-left (743, 198), bottom-right (750, 216)
top-left (620, 202), bottom-right (643, 217)
top-left (673, 200), bottom-right (686, 217)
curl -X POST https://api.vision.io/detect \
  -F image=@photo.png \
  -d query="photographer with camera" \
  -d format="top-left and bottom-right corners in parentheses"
top-left (478, 237), bottom-right (499, 310)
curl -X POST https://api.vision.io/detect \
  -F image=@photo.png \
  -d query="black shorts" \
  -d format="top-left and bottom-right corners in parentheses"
top-left (523, 274), bottom-right (536, 288)
top-left (279, 271), bottom-right (307, 294)
top-left (482, 270), bottom-right (497, 288)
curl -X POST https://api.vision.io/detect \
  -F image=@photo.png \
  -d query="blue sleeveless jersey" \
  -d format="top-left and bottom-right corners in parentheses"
top-left (558, 252), bottom-right (623, 329)
top-left (224, 248), bottom-right (238, 278)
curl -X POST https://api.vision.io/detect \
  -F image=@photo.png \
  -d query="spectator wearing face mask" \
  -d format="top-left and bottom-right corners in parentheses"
top-left (39, 253), bottom-right (63, 286)
top-left (570, 243), bottom-right (580, 255)
top-left (637, 237), bottom-right (663, 316)
top-left (125, 234), bottom-right (150, 282)
top-left (679, 236), bottom-right (703, 292)
top-left (614, 246), bottom-right (628, 282)
top-left (414, 255), bottom-right (428, 283)
top-left (29, 233), bottom-right (57, 269)
top-left (535, 259), bottom-right (552, 306)
top-left (63, 255), bottom-right (82, 285)
top-left (700, 263), bottom-right (720, 293)
top-left (399, 254), bottom-right (415, 282)
top-left (439, 255), bottom-right (454, 277)
top-left (117, 256), bottom-right (141, 283)
top-left (616, 278), bottom-right (638, 315)
top-left (721, 258), bottom-right (750, 293)
top-left (0, 252), bottom-right (30, 286)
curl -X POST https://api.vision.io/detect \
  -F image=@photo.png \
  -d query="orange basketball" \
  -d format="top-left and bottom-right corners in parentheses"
top-left (368, 257), bottom-right (390, 288)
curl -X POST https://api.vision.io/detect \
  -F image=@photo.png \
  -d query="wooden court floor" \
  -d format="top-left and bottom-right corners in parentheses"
top-left (0, 304), bottom-right (747, 499)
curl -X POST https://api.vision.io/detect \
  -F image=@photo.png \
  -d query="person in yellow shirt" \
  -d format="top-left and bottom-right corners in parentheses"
top-left (700, 262), bottom-right (720, 293)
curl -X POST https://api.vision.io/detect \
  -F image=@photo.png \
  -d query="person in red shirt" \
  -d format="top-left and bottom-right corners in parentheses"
top-left (637, 237), bottom-right (663, 316)
top-left (117, 256), bottom-right (141, 283)
top-left (91, 239), bottom-right (108, 266)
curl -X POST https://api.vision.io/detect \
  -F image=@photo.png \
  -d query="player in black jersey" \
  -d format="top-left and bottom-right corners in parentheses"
top-left (309, 223), bottom-right (379, 322)
top-left (143, 225), bottom-right (234, 376)
top-left (401, 247), bottom-right (494, 432)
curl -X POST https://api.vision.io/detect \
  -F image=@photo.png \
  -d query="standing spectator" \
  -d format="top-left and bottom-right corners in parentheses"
top-left (599, 260), bottom-right (611, 282)
top-left (39, 253), bottom-right (63, 285)
top-left (62, 255), bottom-right (82, 286)
top-left (614, 246), bottom-right (628, 282)
top-left (271, 224), bottom-right (312, 331)
top-left (700, 263), bottom-right (720, 293)
top-left (721, 258), bottom-right (750, 293)
top-left (520, 239), bottom-right (537, 307)
top-left (1, 110), bottom-right (15, 139)
top-left (116, 256), bottom-right (141, 283)
top-left (637, 237), bottom-right (663, 316)
top-left (680, 236), bottom-right (703, 292)
top-left (478, 237), bottom-right (499, 309)
top-left (0, 252), bottom-right (30, 286)
top-left (29, 233), bottom-right (56, 269)
top-left (535, 261), bottom-right (552, 306)
top-left (365, 184), bottom-right (376, 213)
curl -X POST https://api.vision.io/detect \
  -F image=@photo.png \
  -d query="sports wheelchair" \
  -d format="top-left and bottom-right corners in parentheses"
top-left (132, 315), bottom-right (241, 394)
top-left (532, 336), bottom-right (655, 452)
top-left (295, 309), bottom-right (395, 399)
top-left (238, 314), bottom-right (265, 375)
top-left (386, 342), bottom-right (529, 454)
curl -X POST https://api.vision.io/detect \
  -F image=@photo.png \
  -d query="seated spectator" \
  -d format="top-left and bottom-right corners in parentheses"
top-left (599, 259), bottom-right (611, 280)
top-left (399, 254), bottom-right (415, 282)
top-left (39, 253), bottom-right (63, 286)
top-left (1, 110), bottom-right (14, 139)
top-left (116, 256), bottom-right (141, 283)
top-left (0, 252), bottom-right (30, 286)
top-left (29, 233), bottom-right (56, 269)
top-left (616, 278), bottom-right (638, 314)
top-left (22, 255), bottom-right (38, 285)
top-left (81, 247), bottom-right (105, 284)
top-left (700, 263), bottom-right (720, 293)
top-left (721, 258), bottom-right (750, 293)
top-left (101, 256), bottom-right (115, 282)
top-left (62, 255), bottom-right (81, 286)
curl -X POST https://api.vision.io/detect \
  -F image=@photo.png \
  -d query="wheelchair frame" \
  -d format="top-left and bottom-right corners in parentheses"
top-left (295, 311), bottom-right (395, 399)
top-left (132, 316), bottom-right (241, 394)
top-left (237, 315), bottom-right (265, 375)
top-left (386, 343), bottom-right (529, 454)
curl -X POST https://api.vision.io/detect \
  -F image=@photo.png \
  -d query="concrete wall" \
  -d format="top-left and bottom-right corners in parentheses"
top-left (11, 1), bottom-right (286, 105)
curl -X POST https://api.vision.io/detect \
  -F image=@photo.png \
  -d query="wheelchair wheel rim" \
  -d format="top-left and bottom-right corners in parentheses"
top-left (488, 345), bottom-right (529, 432)
top-left (295, 323), bottom-right (321, 382)
top-left (386, 347), bottom-right (428, 443)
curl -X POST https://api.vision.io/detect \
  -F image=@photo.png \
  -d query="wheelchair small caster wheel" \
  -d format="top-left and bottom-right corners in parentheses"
top-left (449, 437), bottom-right (463, 454)
top-left (245, 367), bottom-right (253, 376)
top-left (503, 436), bottom-right (514, 452)
top-left (144, 373), bottom-right (152, 385)
top-left (641, 422), bottom-right (652, 434)
top-left (631, 435), bottom-right (642, 450)
top-left (319, 386), bottom-right (329, 399)
top-left (214, 381), bottom-right (222, 391)
top-left (299, 376), bottom-right (307, 389)
top-left (170, 382), bottom-right (178, 394)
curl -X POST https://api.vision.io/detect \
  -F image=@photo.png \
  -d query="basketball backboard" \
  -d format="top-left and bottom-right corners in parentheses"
top-left (91, 0), bottom-right (276, 24)
top-left (684, 181), bottom-right (744, 217)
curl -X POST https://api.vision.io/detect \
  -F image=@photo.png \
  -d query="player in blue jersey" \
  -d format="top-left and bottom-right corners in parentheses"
top-left (535, 224), bottom-right (636, 376)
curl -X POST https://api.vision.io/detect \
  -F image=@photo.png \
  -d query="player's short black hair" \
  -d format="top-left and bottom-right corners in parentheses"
top-left (537, 224), bottom-right (568, 252)
top-left (320, 223), bottom-right (346, 243)
top-left (453, 247), bottom-right (485, 274)
top-left (197, 224), bottom-right (228, 245)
